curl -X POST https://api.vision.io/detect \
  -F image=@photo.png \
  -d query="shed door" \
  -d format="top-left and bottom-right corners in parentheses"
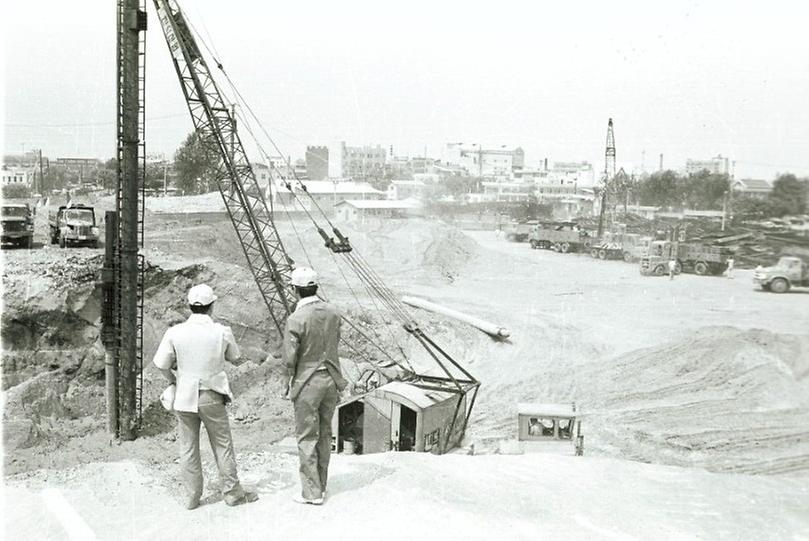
top-left (362, 396), bottom-right (392, 454)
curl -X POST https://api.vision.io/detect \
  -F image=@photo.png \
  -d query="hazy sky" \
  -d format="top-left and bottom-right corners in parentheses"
top-left (3, 0), bottom-right (809, 180)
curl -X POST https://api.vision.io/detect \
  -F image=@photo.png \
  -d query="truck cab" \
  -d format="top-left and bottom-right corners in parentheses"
top-left (753, 256), bottom-right (809, 293)
top-left (1, 203), bottom-right (35, 249)
top-left (640, 240), bottom-right (680, 276)
top-left (49, 204), bottom-right (100, 248)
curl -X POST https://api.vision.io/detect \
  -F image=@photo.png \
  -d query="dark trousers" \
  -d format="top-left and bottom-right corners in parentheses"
top-left (175, 390), bottom-right (245, 504)
top-left (292, 371), bottom-right (339, 499)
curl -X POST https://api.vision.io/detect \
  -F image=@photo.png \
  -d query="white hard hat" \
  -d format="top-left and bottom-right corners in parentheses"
top-left (188, 284), bottom-right (217, 306)
top-left (290, 267), bottom-right (318, 287)
top-left (160, 384), bottom-right (176, 411)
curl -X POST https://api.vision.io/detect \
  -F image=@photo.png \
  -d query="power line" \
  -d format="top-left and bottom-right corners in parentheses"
top-left (5, 113), bottom-right (187, 128)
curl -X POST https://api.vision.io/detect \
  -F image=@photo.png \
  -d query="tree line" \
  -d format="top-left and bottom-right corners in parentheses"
top-left (626, 170), bottom-right (808, 219)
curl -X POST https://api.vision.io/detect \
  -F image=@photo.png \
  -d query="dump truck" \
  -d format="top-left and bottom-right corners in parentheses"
top-left (640, 240), bottom-right (732, 276)
top-left (753, 256), bottom-right (809, 293)
top-left (1, 203), bottom-right (35, 249)
top-left (49, 204), bottom-right (100, 248)
top-left (589, 232), bottom-right (651, 262)
top-left (529, 222), bottom-right (591, 253)
top-left (500, 220), bottom-right (538, 242)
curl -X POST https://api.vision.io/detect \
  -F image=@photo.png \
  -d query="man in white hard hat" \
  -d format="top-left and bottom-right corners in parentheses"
top-left (153, 283), bottom-right (258, 510)
top-left (284, 267), bottom-right (347, 505)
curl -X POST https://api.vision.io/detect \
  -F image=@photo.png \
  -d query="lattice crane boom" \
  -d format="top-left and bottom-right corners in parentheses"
top-left (152, 0), bottom-right (295, 333)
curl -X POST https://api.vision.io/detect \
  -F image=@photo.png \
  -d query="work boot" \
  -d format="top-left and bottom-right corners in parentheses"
top-left (185, 496), bottom-right (201, 511)
top-left (225, 491), bottom-right (259, 507)
top-left (293, 494), bottom-right (324, 506)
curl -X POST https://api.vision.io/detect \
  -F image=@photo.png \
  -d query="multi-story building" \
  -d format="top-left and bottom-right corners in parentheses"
top-left (305, 146), bottom-right (329, 180)
top-left (1, 164), bottom-right (34, 186)
top-left (549, 161), bottom-right (595, 185)
top-left (338, 143), bottom-right (386, 180)
top-left (444, 144), bottom-right (524, 179)
top-left (686, 155), bottom-right (730, 176)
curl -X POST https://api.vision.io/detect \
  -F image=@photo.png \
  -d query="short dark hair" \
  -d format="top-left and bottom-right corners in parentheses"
top-left (189, 302), bottom-right (213, 314)
top-left (296, 285), bottom-right (318, 298)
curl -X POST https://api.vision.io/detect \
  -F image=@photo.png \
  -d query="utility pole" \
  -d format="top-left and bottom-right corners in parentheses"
top-left (597, 118), bottom-right (615, 239)
top-left (40, 150), bottom-right (45, 194)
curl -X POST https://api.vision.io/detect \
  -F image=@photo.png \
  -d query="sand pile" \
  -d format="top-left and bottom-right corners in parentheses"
top-left (576, 327), bottom-right (809, 473)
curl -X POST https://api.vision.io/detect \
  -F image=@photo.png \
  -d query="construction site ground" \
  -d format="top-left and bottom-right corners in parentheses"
top-left (3, 197), bottom-right (809, 539)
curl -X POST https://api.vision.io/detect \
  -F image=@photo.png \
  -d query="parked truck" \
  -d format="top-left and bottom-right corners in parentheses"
top-left (529, 222), bottom-right (591, 253)
top-left (589, 232), bottom-right (651, 262)
top-left (1, 203), bottom-right (35, 249)
top-left (500, 220), bottom-right (538, 242)
top-left (640, 240), bottom-right (732, 276)
top-left (753, 256), bottom-right (809, 293)
top-left (49, 204), bottom-right (100, 248)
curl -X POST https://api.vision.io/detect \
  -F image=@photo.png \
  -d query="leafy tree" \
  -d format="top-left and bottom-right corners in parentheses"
top-left (443, 175), bottom-right (479, 196)
top-left (635, 170), bottom-right (680, 207)
top-left (2, 183), bottom-right (32, 199)
top-left (768, 174), bottom-right (807, 217)
top-left (731, 194), bottom-right (774, 222)
top-left (174, 132), bottom-right (219, 194)
top-left (681, 171), bottom-right (730, 209)
top-left (95, 169), bottom-right (117, 191)
top-left (145, 163), bottom-right (168, 191)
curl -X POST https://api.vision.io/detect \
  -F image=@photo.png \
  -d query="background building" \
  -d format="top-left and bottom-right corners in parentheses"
top-left (270, 179), bottom-right (384, 216)
top-left (444, 143), bottom-right (524, 179)
top-left (336, 143), bottom-right (387, 180)
top-left (1, 164), bottom-right (34, 186)
top-left (732, 178), bottom-right (772, 198)
top-left (305, 146), bottom-right (329, 180)
top-left (686, 155), bottom-right (730, 176)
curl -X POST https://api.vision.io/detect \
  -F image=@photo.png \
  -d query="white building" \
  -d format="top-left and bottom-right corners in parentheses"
top-left (444, 144), bottom-right (524, 179)
top-left (270, 179), bottom-right (385, 215)
top-left (388, 180), bottom-right (427, 200)
top-left (549, 161), bottom-right (595, 186)
top-left (732, 178), bottom-right (772, 198)
top-left (335, 198), bottom-right (422, 222)
top-left (1, 164), bottom-right (34, 186)
top-left (686, 155), bottom-right (730, 176)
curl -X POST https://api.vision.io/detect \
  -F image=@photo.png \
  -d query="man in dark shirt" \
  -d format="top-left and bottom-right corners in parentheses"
top-left (284, 267), bottom-right (347, 505)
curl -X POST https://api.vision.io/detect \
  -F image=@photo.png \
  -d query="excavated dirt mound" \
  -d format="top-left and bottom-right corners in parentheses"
top-left (577, 327), bottom-right (809, 474)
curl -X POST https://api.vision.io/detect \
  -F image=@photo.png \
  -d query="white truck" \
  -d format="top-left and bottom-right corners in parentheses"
top-left (753, 256), bottom-right (809, 293)
top-left (49, 204), bottom-right (100, 248)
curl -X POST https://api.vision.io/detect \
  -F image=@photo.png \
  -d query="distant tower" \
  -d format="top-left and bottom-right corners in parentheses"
top-left (605, 118), bottom-right (616, 181)
top-left (659, 153), bottom-right (664, 172)
top-left (597, 118), bottom-right (616, 238)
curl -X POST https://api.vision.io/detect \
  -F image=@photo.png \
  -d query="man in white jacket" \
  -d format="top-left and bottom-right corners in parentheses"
top-left (153, 284), bottom-right (258, 510)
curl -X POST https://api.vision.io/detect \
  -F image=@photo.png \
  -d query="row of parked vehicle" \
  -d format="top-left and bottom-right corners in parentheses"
top-left (500, 220), bottom-right (809, 293)
top-left (0, 202), bottom-right (100, 249)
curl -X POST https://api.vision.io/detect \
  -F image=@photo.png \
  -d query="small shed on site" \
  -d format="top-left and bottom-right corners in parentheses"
top-left (332, 381), bottom-right (468, 455)
top-left (334, 198), bottom-right (422, 222)
top-left (517, 403), bottom-right (579, 442)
